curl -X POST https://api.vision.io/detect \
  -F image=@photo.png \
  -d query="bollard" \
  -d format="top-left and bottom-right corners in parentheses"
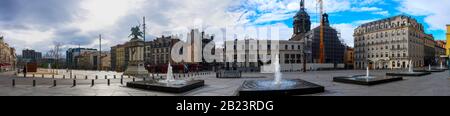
top-left (121, 75), bottom-right (124, 79)
top-left (52, 75), bottom-right (55, 79)
top-left (32, 74), bottom-right (35, 78)
top-left (91, 79), bottom-right (95, 86)
top-left (12, 79), bottom-right (15, 87)
top-left (42, 74), bottom-right (44, 78)
top-left (160, 76), bottom-right (163, 79)
top-left (120, 78), bottom-right (123, 85)
top-left (128, 75), bottom-right (131, 78)
top-left (105, 75), bottom-right (107, 79)
top-left (133, 78), bottom-right (135, 82)
top-left (95, 75), bottom-right (98, 80)
top-left (107, 79), bottom-right (110, 86)
top-left (74, 75), bottom-right (77, 79)
top-left (33, 80), bottom-right (36, 87)
top-left (73, 80), bottom-right (76, 87)
top-left (143, 78), bottom-right (146, 81)
top-left (85, 75), bottom-right (88, 80)
top-left (114, 75), bottom-right (116, 79)
top-left (63, 75), bottom-right (66, 79)
top-left (53, 80), bottom-right (56, 87)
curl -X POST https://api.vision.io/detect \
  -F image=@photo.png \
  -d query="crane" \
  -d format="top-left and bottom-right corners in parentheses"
top-left (317, 0), bottom-right (325, 64)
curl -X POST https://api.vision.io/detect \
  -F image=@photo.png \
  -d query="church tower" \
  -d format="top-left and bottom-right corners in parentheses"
top-left (293, 0), bottom-right (311, 36)
top-left (322, 13), bottom-right (330, 26)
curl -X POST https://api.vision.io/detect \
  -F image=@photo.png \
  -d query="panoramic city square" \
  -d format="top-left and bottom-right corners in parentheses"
top-left (0, 69), bottom-right (449, 96)
top-left (1, 0), bottom-right (450, 97)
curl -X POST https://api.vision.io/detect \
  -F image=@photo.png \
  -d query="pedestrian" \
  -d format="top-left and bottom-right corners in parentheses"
top-left (23, 65), bottom-right (27, 77)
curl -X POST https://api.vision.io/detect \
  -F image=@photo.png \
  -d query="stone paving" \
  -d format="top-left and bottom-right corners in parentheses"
top-left (1, 69), bottom-right (450, 96)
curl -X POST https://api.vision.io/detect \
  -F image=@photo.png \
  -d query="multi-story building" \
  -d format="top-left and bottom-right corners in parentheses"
top-left (144, 35), bottom-right (180, 73)
top-left (144, 29), bottom-right (215, 73)
top-left (145, 36), bottom-right (180, 66)
top-left (435, 40), bottom-right (446, 64)
top-left (344, 46), bottom-right (354, 69)
top-left (76, 51), bottom-right (110, 70)
top-left (221, 0), bottom-right (345, 72)
top-left (446, 25), bottom-right (450, 56)
top-left (354, 15), bottom-right (427, 69)
top-left (423, 34), bottom-right (436, 66)
top-left (111, 44), bottom-right (127, 72)
top-left (66, 48), bottom-right (98, 69)
top-left (223, 39), bottom-right (305, 72)
top-left (22, 49), bottom-right (41, 62)
top-left (0, 36), bottom-right (17, 71)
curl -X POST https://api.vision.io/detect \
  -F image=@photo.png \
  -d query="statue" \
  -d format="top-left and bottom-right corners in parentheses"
top-left (129, 26), bottom-right (143, 40)
top-left (124, 25), bottom-right (149, 76)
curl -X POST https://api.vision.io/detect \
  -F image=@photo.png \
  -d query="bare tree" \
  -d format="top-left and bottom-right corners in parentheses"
top-left (49, 42), bottom-right (63, 71)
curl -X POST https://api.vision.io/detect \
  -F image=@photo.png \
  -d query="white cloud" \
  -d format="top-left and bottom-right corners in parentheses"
top-left (332, 23), bottom-right (356, 47)
top-left (0, 29), bottom-right (55, 52)
top-left (398, 0), bottom-right (450, 30)
top-left (373, 11), bottom-right (389, 16)
top-left (351, 7), bottom-right (381, 12)
top-left (1, 0), bottom-right (417, 54)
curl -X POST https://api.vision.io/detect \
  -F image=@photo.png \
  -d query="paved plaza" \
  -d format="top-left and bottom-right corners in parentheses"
top-left (1, 69), bottom-right (450, 96)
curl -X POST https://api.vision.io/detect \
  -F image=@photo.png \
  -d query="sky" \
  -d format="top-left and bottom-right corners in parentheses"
top-left (0, 0), bottom-right (449, 56)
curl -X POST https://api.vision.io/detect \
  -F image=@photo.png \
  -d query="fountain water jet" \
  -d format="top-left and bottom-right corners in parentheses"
top-left (386, 60), bottom-right (431, 76)
top-left (333, 62), bottom-right (404, 85)
top-left (238, 54), bottom-right (325, 96)
top-left (273, 55), bottom-right (282, 85)
top-left (158, 63), bottom-right (186, 85)
top-left (127, 63), bottom-right (204, 93)
top-left (408, 60), bottom-right (414, 73)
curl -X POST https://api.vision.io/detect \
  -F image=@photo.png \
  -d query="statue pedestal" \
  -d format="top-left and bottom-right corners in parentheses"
top-left (124, 61), bottom-right (149, 77)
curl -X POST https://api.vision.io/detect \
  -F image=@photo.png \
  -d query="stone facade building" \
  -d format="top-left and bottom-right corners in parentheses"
top-left (423, 34), bottom-right (436, 66)
top-left (446, 25), bottom-right (450, 56)
top-left (223, 39), bottom-right (304, 72)
top-left (145, 36), bottom-right (180, 66)
top-left (354, 15), bottom-right (427, 69)
top-left (75, 51), bottom-right (110, 70)
top-left (144, 35), bottom-right (181, 73)
top-left (0, 36), bottom-right (16, 71)
top-left (344, 47), bottom-right (354, 69)
top-left (111, 44), bottom-right (127, 72)
top-left (66, 48), bottom-right (97, 69)
top-left (435, 40), bottom-right (446, 65)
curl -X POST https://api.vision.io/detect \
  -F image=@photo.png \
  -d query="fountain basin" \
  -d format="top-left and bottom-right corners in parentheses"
top-left (237, 79), bottom-right (325, 96)
top-left (386, 72), bottom-right (431, 76)
top-left (126, 80), bottom-right (204, 93)
top-left (333, 75), bottom-right (403, 86)
top-left (216, 70), bottom-right (242, 78)
top-left (414, 69), bottom-right (445, 73)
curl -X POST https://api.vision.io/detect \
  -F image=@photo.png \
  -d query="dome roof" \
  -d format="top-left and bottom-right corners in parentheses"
top-left (295, 10), bottom-right (310, 20)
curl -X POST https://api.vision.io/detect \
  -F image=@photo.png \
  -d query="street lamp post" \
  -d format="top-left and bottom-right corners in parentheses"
top-left (99, 34), bottom-right (102, 71)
